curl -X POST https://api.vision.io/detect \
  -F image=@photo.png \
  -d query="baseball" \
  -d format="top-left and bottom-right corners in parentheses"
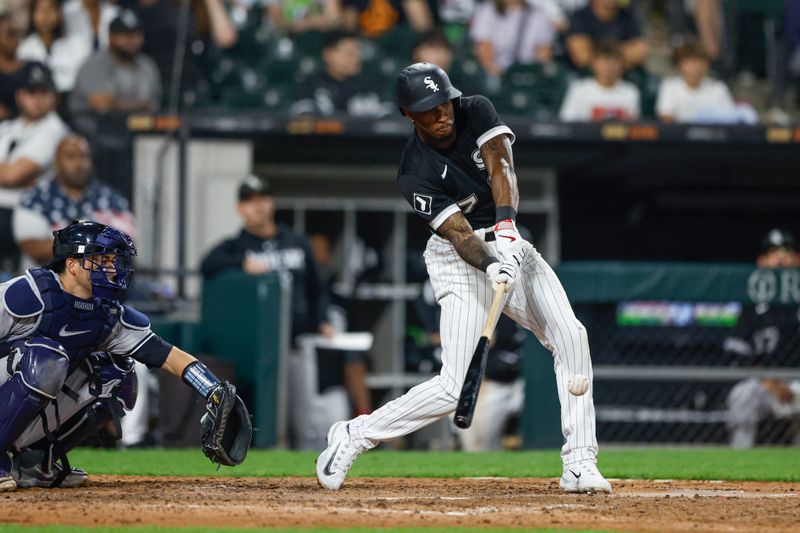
top-left (568, 374), bottom-right (590, 396)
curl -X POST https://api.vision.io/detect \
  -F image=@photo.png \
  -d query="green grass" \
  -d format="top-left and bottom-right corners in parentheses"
top-left (0, 524), bottom-right (613, 533)
top-left (66, 447), bottom-right (800, 482)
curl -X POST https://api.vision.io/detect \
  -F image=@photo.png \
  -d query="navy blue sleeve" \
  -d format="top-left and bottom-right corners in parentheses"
top-left (619, 8), bottom-right (642, 40)
top-left (131, 334), bottom-right (173, 369)
top-left (567, 8), bottom-right (592, 37)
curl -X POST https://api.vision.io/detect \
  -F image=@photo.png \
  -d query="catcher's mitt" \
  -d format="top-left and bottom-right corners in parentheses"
top-left (200, 382), bottom-right (252, 466)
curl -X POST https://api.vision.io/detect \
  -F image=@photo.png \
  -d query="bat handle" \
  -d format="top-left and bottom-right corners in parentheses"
top-left (481, 282), bottom-right (507, 338)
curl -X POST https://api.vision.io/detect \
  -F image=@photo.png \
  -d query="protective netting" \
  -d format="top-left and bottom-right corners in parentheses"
top-left (576, 301), bottom-right (800, 446)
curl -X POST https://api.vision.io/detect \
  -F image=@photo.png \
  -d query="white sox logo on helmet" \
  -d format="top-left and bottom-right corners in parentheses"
top-left (424, 76), bottom-right (439, 92)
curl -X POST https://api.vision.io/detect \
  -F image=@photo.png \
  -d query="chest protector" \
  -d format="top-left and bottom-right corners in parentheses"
top-left (29, 268), bottom-right (119, 370)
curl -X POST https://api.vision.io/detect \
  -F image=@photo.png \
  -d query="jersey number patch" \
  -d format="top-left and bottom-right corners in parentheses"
top-left (457, 194), bottom-right (478, 214)
top-left (413, 193), bottom-right (432, 215)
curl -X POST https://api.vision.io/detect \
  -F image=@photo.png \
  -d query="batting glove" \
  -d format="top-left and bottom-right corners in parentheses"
top-left (493, 219), bottom-right (529, 267)
top-left (486, 260), bottom-right (516, 293)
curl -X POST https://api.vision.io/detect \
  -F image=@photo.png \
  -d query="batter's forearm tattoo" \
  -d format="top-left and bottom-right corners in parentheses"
top-left (439, 213), bottom-right (497, 271)
top-left (453, 234), bottom-right (497, 271)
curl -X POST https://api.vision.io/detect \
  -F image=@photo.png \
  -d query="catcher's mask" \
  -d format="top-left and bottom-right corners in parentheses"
top-left (48, 219), bottom-right (137, 301)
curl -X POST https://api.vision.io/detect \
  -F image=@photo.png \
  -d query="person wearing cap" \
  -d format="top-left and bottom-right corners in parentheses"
top-left (200, 175), bottom-right (332, 343)
top-left (0, 12), bottom-right (29, 120)
top-left (316, 62), bottom-right (611, 494)
top-left (69, 8), bottom-right (161, 137)
top-left (17, 0), bottom-right (93, 93)
top-left (290, 31), bottom-right (393, 118)
top-left (725, 228), bottom-right (800, 448)
top-left (0, 61), bottom-right (68, 272)
top-left (13, 133), bottom-right (136, 266)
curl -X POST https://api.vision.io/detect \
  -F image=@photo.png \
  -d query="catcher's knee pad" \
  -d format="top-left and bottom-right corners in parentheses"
top-left (116, 368), bottom-right (138, 411)
top-left (0, 338), bottom-right (67, 453)
top-left (95, 354), bottom-right (137, 409)
top-left (15, 338), bottom-right (69, 399)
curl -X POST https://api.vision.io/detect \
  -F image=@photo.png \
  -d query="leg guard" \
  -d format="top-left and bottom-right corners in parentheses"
top-left (0, 339), bottom-right (69, 455)
top-left (13, 400), bottom-right (115, 489)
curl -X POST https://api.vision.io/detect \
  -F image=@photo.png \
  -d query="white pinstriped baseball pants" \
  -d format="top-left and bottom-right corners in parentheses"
top-left (351, 227), bottom-right (598, 465)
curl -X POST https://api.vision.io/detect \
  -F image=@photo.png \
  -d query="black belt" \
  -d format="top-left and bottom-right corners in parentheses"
top-left (484, 231), bottom-right (496, 242)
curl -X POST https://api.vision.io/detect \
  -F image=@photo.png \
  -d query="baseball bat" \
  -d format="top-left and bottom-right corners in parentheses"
top-left (454, 282), bottom-right (507, 429)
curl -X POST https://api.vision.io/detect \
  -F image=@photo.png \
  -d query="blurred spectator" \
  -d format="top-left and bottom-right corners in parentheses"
top-left (692, 0), bottom-right (722, 63)
top-left (342, 0), bottom-right (432, 38)
top-left (412, 29), bottom-right (453, 70)
top-left (12, 133), bottom-right (136, 265)
top-left (526, 0), bottom-right (586, 31)
top-left (656, 40), bottom-right (738, 124)
top-left (0, 0), bottom-right (30, 31)
top-left (201, 175), bottom-right (333, 341)
top-left (726, 229), bottom-right (800, 449)
top-left (17, 0), bottom-right (91, 92)
top-left (435, 0), bottom-right (477, 29)
top-left (470, 0), bottom-right (556, 81)
top-left (136, 0), bottom-right (237, 102)
top-left (559, 38), bottom-right (639, 121)
top-left (565, 0), bottom-right (647, 71)
top-left (290, 30), bottom-right (392, 117)
top-left (307, 233), bottom-right (372, 418)
top-left (69, 9), bottom-right (161, 136)
top-left (63, 0), bottom-right (119, 51)
top-left (0, 62), bottom-right (67, 271)
top-left (0, 12), bottom-right (27, 120)
top-left (266, 0), bottom-right (343, 33)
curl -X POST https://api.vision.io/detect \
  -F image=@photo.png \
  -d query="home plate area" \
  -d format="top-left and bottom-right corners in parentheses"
top-left (1, 476), bottom-right (798, 531)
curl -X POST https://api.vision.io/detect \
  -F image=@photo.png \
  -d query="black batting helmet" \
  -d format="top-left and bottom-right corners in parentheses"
top-left (396, 62), bottom-right (462, 114)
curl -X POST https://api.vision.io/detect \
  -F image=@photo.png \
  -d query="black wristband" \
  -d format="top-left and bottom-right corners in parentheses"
top-left (480, 256), bottom-right (500, 272)
top-left (495, 206), bottom-right (517, 222)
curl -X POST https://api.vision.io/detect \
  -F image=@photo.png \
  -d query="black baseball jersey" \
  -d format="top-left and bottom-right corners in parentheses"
top-left (397, 95), bottom-right (515, 231)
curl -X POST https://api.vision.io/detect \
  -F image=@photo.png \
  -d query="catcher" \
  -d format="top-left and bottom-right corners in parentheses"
top-left (0, 220), bottom-right (252, 491)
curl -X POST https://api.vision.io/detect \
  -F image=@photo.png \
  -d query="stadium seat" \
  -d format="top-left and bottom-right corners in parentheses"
top-left (501, 62), bottom-right (572, 116)
top-left (450, 55), bottom-right (491, 96)
top-left (375, 25), bottom-right (418, 61)
top-left (624, 68), bottom-right (661, 119)
top-left (219, 85), bottom-right (290, 111)
top-left (292, 31), bottom-right (326, 58)
top-left (259, 55), bottom-right (319, 86)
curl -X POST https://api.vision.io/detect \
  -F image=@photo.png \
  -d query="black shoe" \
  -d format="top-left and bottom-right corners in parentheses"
top-left (11, 449), bottom-right (88, 489)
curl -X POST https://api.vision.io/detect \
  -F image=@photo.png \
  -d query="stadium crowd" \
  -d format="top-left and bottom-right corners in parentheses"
top-left (0, 0), bottom-right (797, 450)
top-left (0, 1), bottom-right (794, 266)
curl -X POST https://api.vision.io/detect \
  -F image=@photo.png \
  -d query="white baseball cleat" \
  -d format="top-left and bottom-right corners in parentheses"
top-left (316, 421), bottom-right (371, 490)
top-left (559, 460), bottom-right (612, 493)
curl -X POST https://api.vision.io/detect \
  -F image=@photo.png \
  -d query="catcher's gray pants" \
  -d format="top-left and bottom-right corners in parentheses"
top-left (1, 354), bottom-right (126, 449)
top-left (353, 227), bottom-right (599, 466)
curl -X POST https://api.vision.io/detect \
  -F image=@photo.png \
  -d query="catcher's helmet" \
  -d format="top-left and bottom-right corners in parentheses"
top-left (396, 62), bottom-right (462, 114)
top-left (49, 220), bottom-right (137, 301)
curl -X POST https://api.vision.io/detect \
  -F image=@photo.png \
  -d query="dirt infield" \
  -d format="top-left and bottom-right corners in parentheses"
top-left (1, 476), bottom-right (799, 532)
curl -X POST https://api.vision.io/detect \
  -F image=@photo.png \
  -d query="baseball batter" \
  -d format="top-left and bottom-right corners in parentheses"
top-left (0, 220), bottom-right (250, 491)
top-left (317, 63), bottom-right (611, 493)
